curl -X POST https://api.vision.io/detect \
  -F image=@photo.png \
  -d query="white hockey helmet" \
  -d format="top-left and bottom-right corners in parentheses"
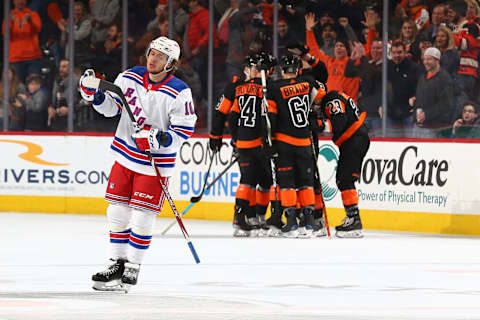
top-left (146, 36), bottom-right (181, 64)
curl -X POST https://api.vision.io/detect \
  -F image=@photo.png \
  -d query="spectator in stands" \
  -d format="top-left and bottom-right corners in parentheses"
top-left (28, 0), bottom-right (67, 68)
top-left (60, 1), bottom-right (92, 68)
top-left (93, 23), bottom-right (124, 81)
top-left (183, 0), bottom-right (219, 99)
top-left (421, 4), bottom-right (448, 43)
top-left (395, 0), bottom-right (430, 31)
top-left (399, 19), bottom-right (419, 60)
top-left (2, 0), bottom-right (43, 83)
top-left (23, 74), bottom-right (49, 131)
top-left (278, 1), bottom-right (306, 40)
top-left (345, 39), bottom-right (383, 136)
top-left (434, 25), bottom-right (460, 79)
top-left (318, 23), bottom-right (338, 57)
top-left (386, 40), bottom-right (421, 137)
top-left (305, 12), bottom-right (360, 100)
top-left (0, 67), bottom-right (27, 131)
top-left (277, 18), bottom-right (296, 57)
top-left (466, 0), bottom-right (480, 21)
top-left (217, 0), bottom-right (239, 47)
top-left (450, 101), bottom-right (480, 138)
top-left (410, 47), bottom-right (454, 138)
top-left (318, 11), bottom-right (335, 26)
top-left (146, 1), bottom-right (168, 32)
top-left (89, 0), bottom-right (120, 47)
top-left (451, 1), bottom-right (480, 103)
top-left (47, 59), bottom-right (81, 131)
top-left (173, 0), bottom-right (189, 38)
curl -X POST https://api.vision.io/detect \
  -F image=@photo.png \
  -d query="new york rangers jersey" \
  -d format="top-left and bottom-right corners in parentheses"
top-left (92, 66), bottom-right (197, 177)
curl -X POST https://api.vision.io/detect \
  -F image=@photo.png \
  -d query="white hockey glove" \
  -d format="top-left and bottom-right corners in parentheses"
top-left (132, 128), bottom-right (172, 152)
top-left (79, 69), bottom-right (104, 102)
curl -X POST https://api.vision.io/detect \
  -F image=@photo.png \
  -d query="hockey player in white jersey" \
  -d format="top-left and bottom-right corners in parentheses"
top-left (79, 37), bottom-right (197, 292)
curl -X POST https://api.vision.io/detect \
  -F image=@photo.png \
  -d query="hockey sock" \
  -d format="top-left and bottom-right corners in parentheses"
top-left (107, 204), bottom-right (133, 260)
top-left (127, 209), bottom-right (156, 264)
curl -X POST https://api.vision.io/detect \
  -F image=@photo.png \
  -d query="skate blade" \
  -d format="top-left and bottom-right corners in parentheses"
top-left (298, 229), bottom-right (314, 238)
top-left (233, 229), bottom-right (251, 237)
top-left (267, 226), bottom-right (282, 237)
top-left (313, 229), bottom-right (327, 237)
top-left (249, 228), bottom-right (260, 237)
top-left (281, 229), bottom-right (299, 238)
top-left (335, 230), bottom-right (363, 238)
top-left (92, 280), bottom-right (128, 293)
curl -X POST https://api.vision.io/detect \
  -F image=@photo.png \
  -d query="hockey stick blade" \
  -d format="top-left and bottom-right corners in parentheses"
top-left (82, 76), bottom-right (101, 90)
top-left (190, 195), bottom-right (202, 203)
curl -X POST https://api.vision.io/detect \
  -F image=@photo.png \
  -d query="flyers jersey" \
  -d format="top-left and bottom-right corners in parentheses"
top-left (228, 78), bottom-right (274, 149)
top-left (267, 75), bottom-right (326, 146)
top-left (320, 90), bottom-right (367, 147)
top-left (211, 78), bottom-right (239, 138)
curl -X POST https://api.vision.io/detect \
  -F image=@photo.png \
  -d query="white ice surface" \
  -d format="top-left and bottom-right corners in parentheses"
top-left (1, 212), bottom-right (479, 320)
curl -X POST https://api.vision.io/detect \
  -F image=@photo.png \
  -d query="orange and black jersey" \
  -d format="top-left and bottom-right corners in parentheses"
top-left (300, 58), bottom-right (328, 84)
top-left (267, 75), bottom-right (326, 146)
top-left (228, 78), bottom-right (275, 149)
top-left (210, 77), bottom-right (240, 139)
top-left (320, 90), bottom-right (367, 147)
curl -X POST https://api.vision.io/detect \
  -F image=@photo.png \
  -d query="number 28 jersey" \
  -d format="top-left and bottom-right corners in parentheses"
top-left (267, 75), bottom-right (326, 146)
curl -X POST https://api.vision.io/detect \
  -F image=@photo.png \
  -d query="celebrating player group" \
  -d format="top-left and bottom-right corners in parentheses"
top-left (209, 43), bottom-right (370, 240)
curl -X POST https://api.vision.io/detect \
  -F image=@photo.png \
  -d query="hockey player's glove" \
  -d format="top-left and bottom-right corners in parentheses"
top-left (209, 134), bottom-right (222, 152)
top-left (264, 143), bottom-right (278, 159)
top-left (79, 69), bottom-right (104, 102)
top-left (132, 128), bottom-right (172, 151)
top-left (287, 41), bottom-right (310, 57)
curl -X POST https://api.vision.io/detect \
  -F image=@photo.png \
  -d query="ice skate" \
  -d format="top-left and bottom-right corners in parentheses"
top-left (298, 209), bottom-right (314, 238)
top-left (233, 205), bottom-right (252, 237)
top-left (281, 209), bottom-right (299, 238)
top-left (92, 258), bottom-right (126, 292)
top-left (257, 215), bottom-right (269, 237)
top-left (121, 262), bottom-right (141, 293)
top-left (335, 215), bottom-right (363, 238)
top-left (247, 216), bottom-right (261, 237)
top-left (266, 202), bottom-right (284, 237)
top-left (313, 217), bottom-right (327, 237)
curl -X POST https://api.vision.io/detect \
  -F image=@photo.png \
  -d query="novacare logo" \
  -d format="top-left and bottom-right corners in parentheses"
top-left (317, 144), bottom-right (339, 201)
top-left (360, 145), bottom-right (448, 187)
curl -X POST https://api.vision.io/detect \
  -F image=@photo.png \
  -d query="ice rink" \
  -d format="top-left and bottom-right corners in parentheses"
top-left (1, 212), bottom-right (479, 320)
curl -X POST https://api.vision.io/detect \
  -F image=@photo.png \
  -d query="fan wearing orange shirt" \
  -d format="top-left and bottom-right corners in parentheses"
top-left (304, 12), bottom-right (360, 102)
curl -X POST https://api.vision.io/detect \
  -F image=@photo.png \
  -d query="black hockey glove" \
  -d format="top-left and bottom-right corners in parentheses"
top-left (264, 142), bottom-right (278, 159)
top-left (209, 134), bottom-right (222, 152)
top-left (287, 41), bottom-right (310, 57)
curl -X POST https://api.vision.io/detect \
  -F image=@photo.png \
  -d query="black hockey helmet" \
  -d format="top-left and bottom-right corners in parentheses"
top-left (256, 51), bottom-right (277, 71)
top-left (243, 54), bottom-right (260, 67)
top-left (280, 54), bottom-right (301, 74)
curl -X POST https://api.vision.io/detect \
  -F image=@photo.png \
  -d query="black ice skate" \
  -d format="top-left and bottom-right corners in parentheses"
top-left (232, 205), bottom-right (252, 237)
top-left (121, 262), bottom-right (141, 293)
top-left (298, 208), bottom-right (315, 238)
top-left (266, 201), bottom-right (284, 237)
top-left (281, 208), bottom-right (299, 238)
top-left (92, 258), bottom-right (126, 292)
top-left (335, 215), bottom-right (363, 238)
top-left (313, 217), bottom-right (327, 237)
